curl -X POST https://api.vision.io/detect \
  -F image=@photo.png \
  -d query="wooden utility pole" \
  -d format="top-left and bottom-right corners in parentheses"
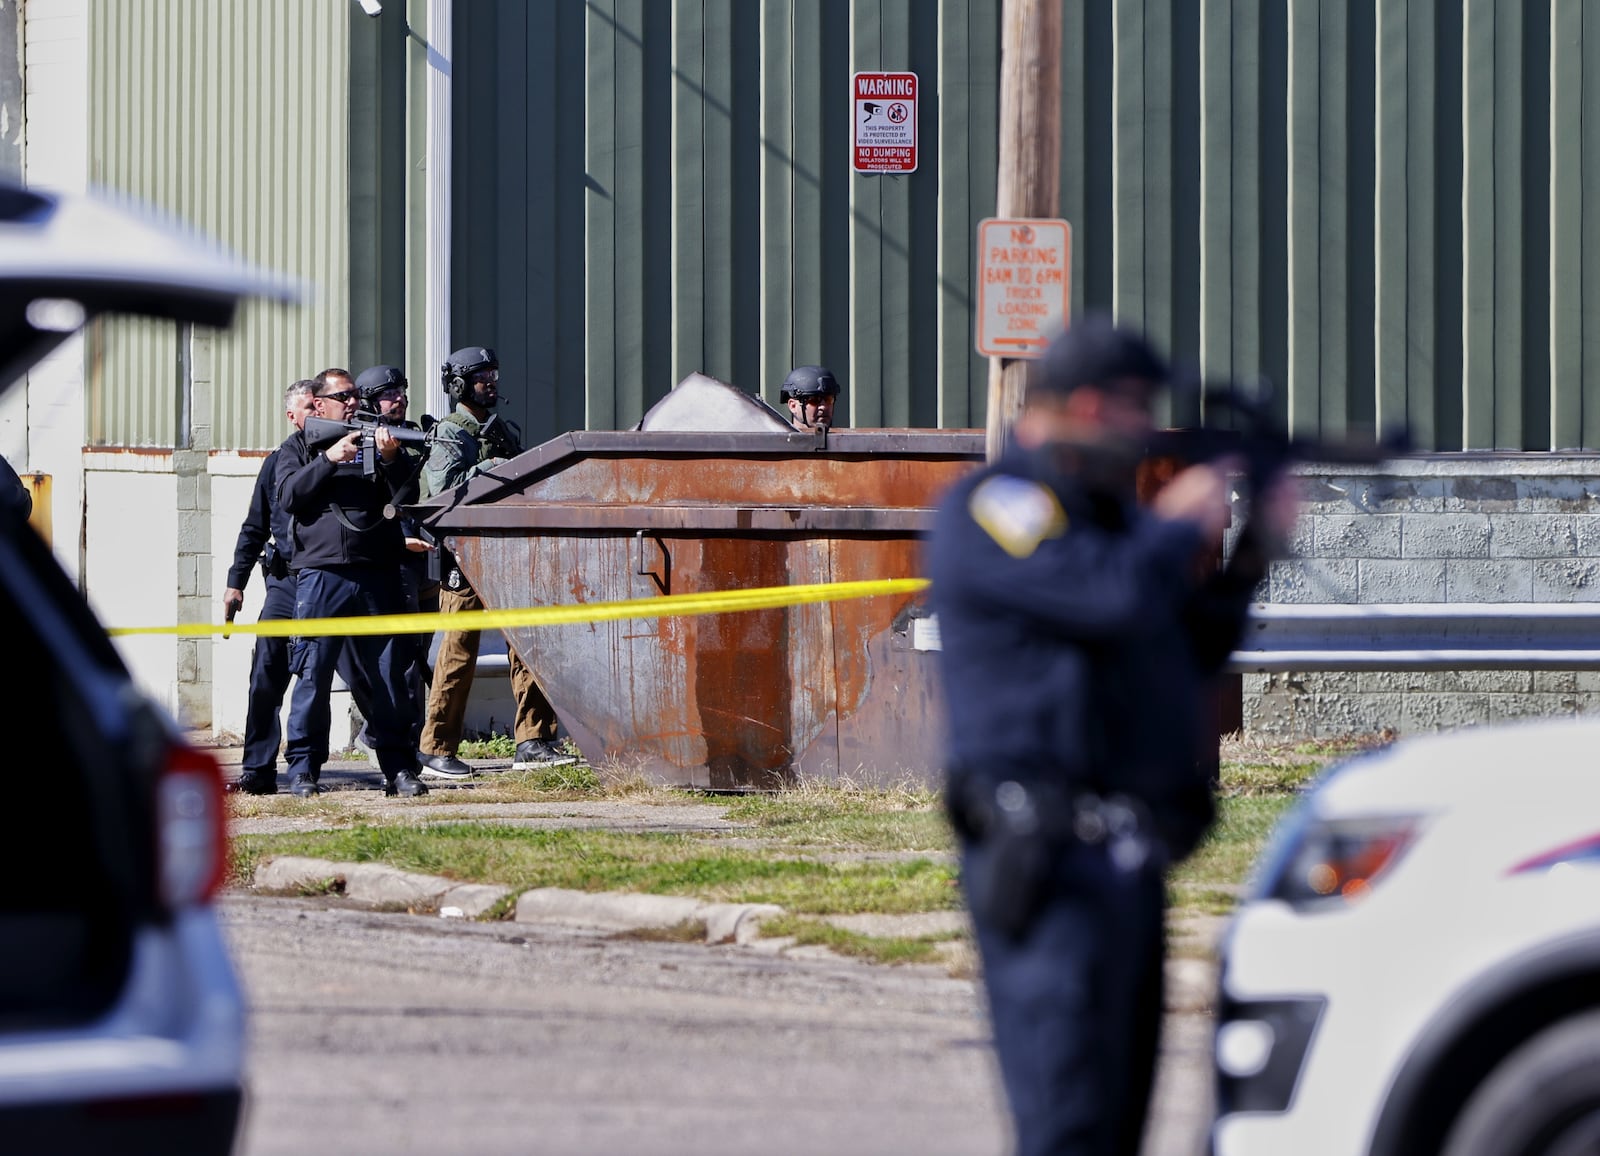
top-left (985, 0), bottom-right (1062, 461)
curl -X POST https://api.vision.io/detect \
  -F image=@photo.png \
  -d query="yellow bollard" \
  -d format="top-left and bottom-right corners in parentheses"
top-left (22, 472), bottom-right (50, 548)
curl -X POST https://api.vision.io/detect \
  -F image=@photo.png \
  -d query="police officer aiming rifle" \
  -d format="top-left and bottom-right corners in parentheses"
top-left (928, 314), bottom-right (1298, 1156)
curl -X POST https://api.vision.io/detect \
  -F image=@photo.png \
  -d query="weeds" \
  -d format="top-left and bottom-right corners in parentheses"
top-left (756, 914), bottom-right (952, 966)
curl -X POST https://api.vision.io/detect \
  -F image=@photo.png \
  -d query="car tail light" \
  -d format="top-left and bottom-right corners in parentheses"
top-left (1259, 816), bottom-right (1421, 910)
top-left (158, 742), bottom-right (228, 910)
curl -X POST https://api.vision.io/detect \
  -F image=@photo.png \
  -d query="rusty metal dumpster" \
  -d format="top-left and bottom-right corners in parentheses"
top-left (418, 412), bottom-right (983, 789)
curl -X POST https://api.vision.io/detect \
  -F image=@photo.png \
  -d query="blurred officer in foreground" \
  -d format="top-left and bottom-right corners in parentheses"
top-left (928, 315), bottom-right (1296, 1156)
top-left (780, 365), bottom-right (840, 431)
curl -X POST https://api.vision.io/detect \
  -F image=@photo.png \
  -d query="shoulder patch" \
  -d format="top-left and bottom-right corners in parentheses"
top-left (967, 475), bottom-right (1068, 558)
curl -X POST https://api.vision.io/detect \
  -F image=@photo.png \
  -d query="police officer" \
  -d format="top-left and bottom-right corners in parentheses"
top-left (222, 379), bottom-right (317, 794)
top-left (276, 368), bottom-right (428, 798)
top-left (355, 364), bottom-right (435, 747)
top-left (415, 346), bottom-right (574, 778)
top-left (779, 365), bottom-right (840, 431)
top-left (223, 379), bottom-right (381, 794)
top-left (927, 315), bottom-right (1295, 1156)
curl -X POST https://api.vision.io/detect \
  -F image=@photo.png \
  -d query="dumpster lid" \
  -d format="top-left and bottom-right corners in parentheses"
top-left (634, 372), bottom-right (795, 433)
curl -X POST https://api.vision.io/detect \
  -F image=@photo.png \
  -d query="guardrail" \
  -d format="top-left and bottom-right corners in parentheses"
top-left (1227, 604), bottom-right (1600, 672)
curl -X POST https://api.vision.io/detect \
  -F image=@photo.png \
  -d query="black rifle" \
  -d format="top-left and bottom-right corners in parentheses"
top-left (303, 414), bottom-right (432, 479)
top-left (1146, 376), bottom-right (1408, 495)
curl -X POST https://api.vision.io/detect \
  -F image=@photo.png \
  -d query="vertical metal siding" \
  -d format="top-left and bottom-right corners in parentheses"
top-left (444, 0), bottom-right (1600, 451)
top-left (87, 0), bottom-right (349, 450)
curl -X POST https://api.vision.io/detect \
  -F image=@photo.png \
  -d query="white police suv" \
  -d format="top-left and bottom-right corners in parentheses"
top-left (1214, 718), bottom-right (1600, 1156)
top-left (0, 182), bottom-right (291, 1154)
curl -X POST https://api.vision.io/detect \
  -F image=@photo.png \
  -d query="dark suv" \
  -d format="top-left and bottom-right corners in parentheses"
top-left (0, 183), bottom-right (291, 1155)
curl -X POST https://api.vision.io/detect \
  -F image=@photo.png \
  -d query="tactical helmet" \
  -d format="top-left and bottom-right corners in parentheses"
top-left (442, 346), bottom-right (499, 404)
top-left (355, 364), bottom-right (407, 405)
top-left (780, 364), bottom-right (840, 402)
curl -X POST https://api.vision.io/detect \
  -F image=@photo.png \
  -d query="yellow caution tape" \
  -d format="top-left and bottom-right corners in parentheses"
top-left (108, 577), bottom-right (932, 639)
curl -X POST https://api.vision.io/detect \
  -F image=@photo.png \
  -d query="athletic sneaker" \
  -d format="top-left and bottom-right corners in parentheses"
top-left (417, 751), bottom-right (473, 780)
top-left (513, 738), bottom-right (578, 770)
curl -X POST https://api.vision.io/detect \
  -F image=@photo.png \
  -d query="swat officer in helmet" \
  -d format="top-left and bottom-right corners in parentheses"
top-left (355, 364), bottom-right (435, 744)
top-left (928, 314), bottom-right (1297, 1156)
top-left (779, 365), bottom-right (841, 431)
top-left (415, 346), bottom-right (575, 779)
top-left (356, 364), bottom-right (416, 429)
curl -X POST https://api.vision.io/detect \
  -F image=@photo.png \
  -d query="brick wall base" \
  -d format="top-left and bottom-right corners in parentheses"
top-left (1243, 455), bottom-right (1600, 738)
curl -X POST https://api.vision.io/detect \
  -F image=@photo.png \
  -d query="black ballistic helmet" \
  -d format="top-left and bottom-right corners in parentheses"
top-left (780, 364), bottom-right (840, 402)
top-left (442, 346), bottom-right (499, 403)
top-left (355, 364), bottom-right (407, 403)
top-left (1030, 313), bottom-right (1169, 400)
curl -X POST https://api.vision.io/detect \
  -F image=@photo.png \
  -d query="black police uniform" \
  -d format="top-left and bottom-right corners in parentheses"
top-left (275, 424), bottom-right (420, 794)
top-left (927, 329), bottom-right (1270, 1156)
top-left (355, 365), bottom-right (434, 742)
top-left (227, 438), bottom-right (376, 792)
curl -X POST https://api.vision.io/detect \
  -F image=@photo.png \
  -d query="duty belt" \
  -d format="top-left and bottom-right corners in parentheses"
top-left (947, 770), bottom-right (1160, 874)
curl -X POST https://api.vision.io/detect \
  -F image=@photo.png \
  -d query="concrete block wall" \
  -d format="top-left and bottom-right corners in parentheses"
top-left (1245, 456), bottom-right (1600, 738)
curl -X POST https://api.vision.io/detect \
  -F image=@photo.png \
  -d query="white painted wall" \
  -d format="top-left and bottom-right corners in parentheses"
top-left (21, 0), bottom-right (88, 584)
top-left (83, 460), bottom-right (178, 712)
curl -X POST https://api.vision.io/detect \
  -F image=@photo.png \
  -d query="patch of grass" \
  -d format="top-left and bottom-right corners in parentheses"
top-left (1169, 795), bottom-right (1297, 903)
top-left (715, 777), bottom-right (951, 852)
top-left (457, 734), bottom-right (516, 759)
top-left (1219, 761), bottom-right (1324, 797)
top-left (1169, 885), bottom-right (1242, 917)
top-left (478, 891), bottom-right (520, 922)
top-left (1287, 731), bottom-right (1395, 759)
top-left (233, 824), bottom-right (962, 915)
top-left (756, 913), bottom-right (950, 966)
top-left (611, 919), bottom-right (707, 944)
top-left (515, 763), bottom-right (602, 793)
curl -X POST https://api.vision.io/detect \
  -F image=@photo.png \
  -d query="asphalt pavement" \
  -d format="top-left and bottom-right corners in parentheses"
top-left (215, 738), bottom-right (1219, 1154)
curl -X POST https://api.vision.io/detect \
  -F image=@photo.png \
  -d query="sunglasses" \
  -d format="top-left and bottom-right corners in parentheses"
top-left (317, 389), bottom-right (356, 403)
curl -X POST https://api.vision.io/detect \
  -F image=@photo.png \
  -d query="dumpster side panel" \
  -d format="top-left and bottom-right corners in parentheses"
top-left (687, 537), bottom-right (831, 789)
top-left (459, 532), bottom-right (709, 783)
top-left (433, 432), bottom-right (984, 789)
top-left (793, 538), bottom-right (945, 787)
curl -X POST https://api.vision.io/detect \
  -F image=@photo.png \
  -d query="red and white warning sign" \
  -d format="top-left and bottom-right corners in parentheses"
top-left (852, 71), bottom-right (918, 173)
top-left (975, 217), bottom-right (1072, 358)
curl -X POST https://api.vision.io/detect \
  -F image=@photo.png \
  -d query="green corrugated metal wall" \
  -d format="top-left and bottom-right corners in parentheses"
top-left (455, 0), bottom-right (1600, 452)
top-left (86, 0), bottom-right (351, 451)
top-left (453, 0), bottom-right (1001, 441)
top-left (80, 0), bottom-right (1600, 452)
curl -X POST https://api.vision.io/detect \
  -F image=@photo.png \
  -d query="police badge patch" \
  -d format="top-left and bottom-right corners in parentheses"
top-left (968, 475), bottom-right (1068, 558)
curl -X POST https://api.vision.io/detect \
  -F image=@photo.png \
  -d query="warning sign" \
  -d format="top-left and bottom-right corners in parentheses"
top-left (975, 218), bottom-right (1072, 358)
top-left (852, 72), bottom-right (918, 174)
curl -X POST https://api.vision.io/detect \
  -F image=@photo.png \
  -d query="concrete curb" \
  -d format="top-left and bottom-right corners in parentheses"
top-left (512, 888), bottom-right (783, 945)
top-left (246, 857), bottom-right (1213, 996)
top-left (250, 857), bottom-right (782, 943)
top-left (252, 856), bottom-right (511, 916)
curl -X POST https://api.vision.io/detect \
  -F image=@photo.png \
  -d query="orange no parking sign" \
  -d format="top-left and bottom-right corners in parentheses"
top-left (975, 218), bottom-right (1072, 358)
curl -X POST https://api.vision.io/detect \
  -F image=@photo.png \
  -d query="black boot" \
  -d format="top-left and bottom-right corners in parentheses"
top-left (225, 770), bottom-right (278, 796)
top-left (385, 770), bottom-right (428, 797)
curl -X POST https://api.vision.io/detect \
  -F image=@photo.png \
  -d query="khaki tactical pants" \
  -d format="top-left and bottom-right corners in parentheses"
top-left (420, 586), bottom-right (558, 754)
